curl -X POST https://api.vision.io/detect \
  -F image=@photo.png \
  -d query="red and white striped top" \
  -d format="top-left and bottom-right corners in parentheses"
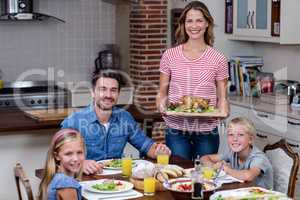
top-left (160, 44), bottom-right (228, 132)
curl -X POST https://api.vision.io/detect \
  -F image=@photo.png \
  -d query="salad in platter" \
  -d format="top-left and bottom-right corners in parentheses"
top-left (210, 187), bottom-right (291, 200)
top-left (92, 180), bottom-right (124, 191)
top-left (86, 179), bottom-right (134, 194)
top-left (99, 159), bottom-right (136, 170)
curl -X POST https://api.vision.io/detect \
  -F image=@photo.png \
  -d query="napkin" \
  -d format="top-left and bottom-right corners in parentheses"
top-left (97, 169), bottom-right (122, 176)
top-left (215, 174), bottom-right (244, 185)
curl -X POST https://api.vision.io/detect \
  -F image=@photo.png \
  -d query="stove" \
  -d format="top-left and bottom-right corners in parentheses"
top-left (0, 81), bottom-right (71, 111)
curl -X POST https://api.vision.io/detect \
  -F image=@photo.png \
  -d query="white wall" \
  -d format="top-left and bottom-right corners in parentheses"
top-left (169, 0), bottom-right (300, 81)
top-left (0, 130), bottom-right (55, 200)
top-left (0, 0), bottom-right (115, 84)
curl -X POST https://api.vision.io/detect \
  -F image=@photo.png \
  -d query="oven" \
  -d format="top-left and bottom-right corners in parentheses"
top-left (0, 81), bottom-right (71, 111)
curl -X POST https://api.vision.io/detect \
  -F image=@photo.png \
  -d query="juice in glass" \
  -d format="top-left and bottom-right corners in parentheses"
top-left (122, 157), bottom-right (132, 177)
top-left (144, 177), bottom-right (156, 196)
top-left (157, 154), bottom-right (169, 165)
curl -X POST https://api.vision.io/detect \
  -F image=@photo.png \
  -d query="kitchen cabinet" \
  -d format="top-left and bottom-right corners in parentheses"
top-left (234, 0), bottom-right (271, 38)
top-left (228, 0), bottom-right (300, 44)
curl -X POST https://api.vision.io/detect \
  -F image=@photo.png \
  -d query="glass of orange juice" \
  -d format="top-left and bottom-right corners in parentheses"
top-left (122, 156), bottom-right (132, 177)
top-left (144, 176), bottom-right (156, 196)
top-left (157, 152), bottom-right (169, 165)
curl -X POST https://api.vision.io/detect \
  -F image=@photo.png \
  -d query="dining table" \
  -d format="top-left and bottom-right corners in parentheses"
top-left (35, 155), bottom-right (254, 200)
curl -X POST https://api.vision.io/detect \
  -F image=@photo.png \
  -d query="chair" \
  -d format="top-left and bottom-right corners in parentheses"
top-left (14, 163), bottom-right (34, 200)
top-left (263, 139), bottom-right (300, 198)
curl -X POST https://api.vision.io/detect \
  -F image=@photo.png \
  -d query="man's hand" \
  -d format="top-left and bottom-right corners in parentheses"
top-left (154, 143), bottom-right (171, 156)
top-left (147, 142), bottom-right (171, 159)
top-left (83, 160), bottom-right (103, 175)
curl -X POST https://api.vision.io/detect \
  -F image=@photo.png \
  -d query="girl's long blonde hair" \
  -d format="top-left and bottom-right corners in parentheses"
top-left (175, 1), bottom-right (215, 46)
top-left (37, 128), bottom-right (85, 200)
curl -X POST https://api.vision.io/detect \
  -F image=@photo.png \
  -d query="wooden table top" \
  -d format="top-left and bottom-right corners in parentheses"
top-left (35, 156), bottom-right (254, 200)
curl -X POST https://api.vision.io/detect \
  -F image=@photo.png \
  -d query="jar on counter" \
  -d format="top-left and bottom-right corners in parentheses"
top-left (0, 69), bottom-right (3, 89)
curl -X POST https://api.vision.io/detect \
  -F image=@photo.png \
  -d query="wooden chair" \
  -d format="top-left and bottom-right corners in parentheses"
top-left (263, 139), bottom-right (300, 198)
top-left (14, 163), bottom-right (34, 200)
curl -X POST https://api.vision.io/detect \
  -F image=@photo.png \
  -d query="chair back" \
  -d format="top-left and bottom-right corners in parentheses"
top-left (263, 139), bottom-right (300, 198)
top-left (14, 163), bottom-right (34, 200)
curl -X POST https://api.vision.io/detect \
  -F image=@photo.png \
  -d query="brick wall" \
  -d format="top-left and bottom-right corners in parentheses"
top-left (129, 0), bottom-right (167, 112)
top-left (129, 0), bottom-right (168, 142)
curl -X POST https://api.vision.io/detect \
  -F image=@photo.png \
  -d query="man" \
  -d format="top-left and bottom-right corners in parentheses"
top-left (61, 69), bottom-right (171, 175)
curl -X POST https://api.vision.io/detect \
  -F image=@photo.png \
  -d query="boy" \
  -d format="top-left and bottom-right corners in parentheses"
top-left (201, 117), bottom-right (273, 189)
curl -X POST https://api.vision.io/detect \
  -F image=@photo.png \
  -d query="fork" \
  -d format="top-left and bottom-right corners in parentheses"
top-left (213, 163), bottom-right (224, 184)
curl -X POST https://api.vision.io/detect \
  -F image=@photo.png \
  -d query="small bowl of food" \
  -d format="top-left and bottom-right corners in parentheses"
top-left (163, 178), bottom-right (221, 200)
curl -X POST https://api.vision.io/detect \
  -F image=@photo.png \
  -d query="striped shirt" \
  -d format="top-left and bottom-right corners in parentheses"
top-left (160, 44), bottom-right (228, 132)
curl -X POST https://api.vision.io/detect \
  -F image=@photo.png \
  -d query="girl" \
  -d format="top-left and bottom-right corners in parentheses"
top-left (157, 1), bottom-right (229, 160)
top-left (38, 128), bottom-right (85, 200)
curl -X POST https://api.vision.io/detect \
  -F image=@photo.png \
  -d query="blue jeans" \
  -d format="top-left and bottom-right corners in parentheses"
top-left (165, 127), bottom-right (219, 160)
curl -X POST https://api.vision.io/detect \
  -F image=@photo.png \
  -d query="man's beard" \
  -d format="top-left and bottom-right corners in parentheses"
top-left (95, 99), bottom-right (115, 111)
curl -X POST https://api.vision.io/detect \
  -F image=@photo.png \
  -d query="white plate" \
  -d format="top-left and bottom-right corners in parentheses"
top-left (85, 179), bottom-right (134, 194)
top-left (210, 187), bottom-right (291, 200)
top-left (183, 168), bottom-right (226, 179)
top-left (163, 177), bottom-right (221, 192)
top-left (97, 159), bottom-right (137, 170)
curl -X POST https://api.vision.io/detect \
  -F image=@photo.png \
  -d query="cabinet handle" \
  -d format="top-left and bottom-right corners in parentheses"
top-left (247, 11), bottom-right (251, 28)
top-left (251, 11), bottom-right (255, 28)
top-left (256, 133), bottom-right (268, 139)
top-left (288, 120), bottom-right (300, 126)
top-left (257, 113), bottom-right (269, 118)
top-left (287, 142), bottom-right (299, 148)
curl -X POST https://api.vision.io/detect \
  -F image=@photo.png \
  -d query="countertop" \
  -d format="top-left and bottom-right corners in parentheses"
top-left (2, 96), bottom-right (300, 134)
top-left (229, 96), bottom-right (300, 120)
top-left (0, 105), bottom-right (162, 135)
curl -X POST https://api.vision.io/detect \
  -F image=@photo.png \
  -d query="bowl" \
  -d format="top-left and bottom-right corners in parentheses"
top-left (163, 178), bottom-right (221, 200)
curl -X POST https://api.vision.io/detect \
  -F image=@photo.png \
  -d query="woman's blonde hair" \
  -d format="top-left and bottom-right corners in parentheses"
top-left (37, 128), bottom-right (85, 200)
top-left (228, 117), bottom-right (256, 136)
top-left (175, 1), bottom-right (215, 46)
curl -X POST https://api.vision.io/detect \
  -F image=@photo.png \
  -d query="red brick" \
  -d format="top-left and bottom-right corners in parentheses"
top-left (148, 24), bottom-right (167, 29)
top-left (148, 14), bottom-right (167, 19)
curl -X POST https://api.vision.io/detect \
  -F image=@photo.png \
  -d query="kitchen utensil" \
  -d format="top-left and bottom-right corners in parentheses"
top-left (95, 50), bottom-right (115, 70)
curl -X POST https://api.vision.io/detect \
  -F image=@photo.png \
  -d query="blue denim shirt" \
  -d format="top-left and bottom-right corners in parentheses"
top-left (48, 173), bottom-right (81, 200)
top-left (61, 105), bottom-right (155, 161)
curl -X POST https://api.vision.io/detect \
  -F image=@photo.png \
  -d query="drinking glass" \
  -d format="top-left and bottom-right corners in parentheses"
top-left (144, 176), bottom-right (156, 196)
top-left (122, 156), bottom-right (132, 177)
top-left (157, 150), bottom-right (169, 165)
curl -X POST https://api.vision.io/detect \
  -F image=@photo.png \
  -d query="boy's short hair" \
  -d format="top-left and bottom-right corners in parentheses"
top-left (228, 117), bottom-right (256, 136)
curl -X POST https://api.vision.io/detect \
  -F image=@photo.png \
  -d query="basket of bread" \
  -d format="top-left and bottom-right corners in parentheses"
top-left (130, 162), bottom-right (185, 192)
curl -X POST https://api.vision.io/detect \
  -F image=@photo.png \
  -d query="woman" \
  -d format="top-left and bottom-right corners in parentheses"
top-left (156, 1), bottom-right (229, 160)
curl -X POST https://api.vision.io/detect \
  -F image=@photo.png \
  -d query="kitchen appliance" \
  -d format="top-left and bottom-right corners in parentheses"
top-left (274, 80), bottom-right (300, 104)
top-left (0, 0), bottom-right (65, 22)
top-left (0, 81), bottom-right (71, 111)
top-left (95, 50), bottom-right (115, 70)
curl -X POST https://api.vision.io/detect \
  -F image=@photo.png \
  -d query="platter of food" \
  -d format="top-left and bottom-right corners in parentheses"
top-left (163, 177), bottom-right (221, 193)
top-left (85, 179), bottom-right (134, 194)
top-left (183, 167), bottom-right (226, 181)
top-left (97, 159), bottom-right (136, 170)
top-left (210, 187), bottom-right (291, 200)
top-left (166, 96), bottom-right (226, 118)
